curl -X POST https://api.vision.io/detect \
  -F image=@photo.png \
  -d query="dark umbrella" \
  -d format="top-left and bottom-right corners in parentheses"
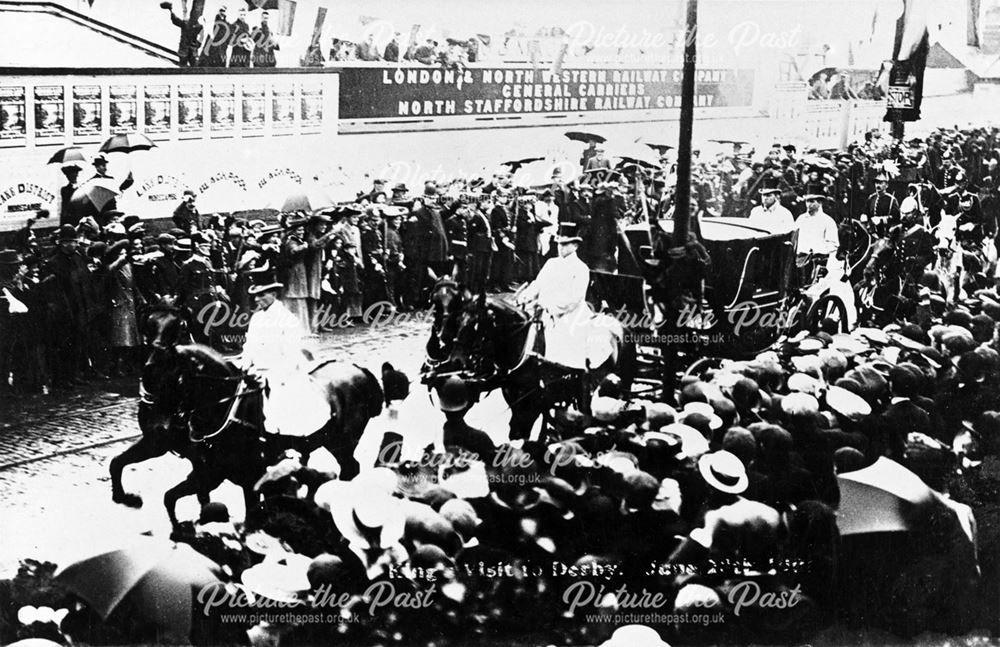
top-left (565, 131), bottom-right (606, 144)
top-left (99, 133), bottom-right (157, 154)
top-left (643, 142), bottom-right (674, 156)
top-left (69, 179), bottom-right (119, 214)
top-left (47, 146), bottom-right (87, 165)
top-left (55, 540), bottom-right (224, 644)
top-left (500, 157), bottom-right (545, 173)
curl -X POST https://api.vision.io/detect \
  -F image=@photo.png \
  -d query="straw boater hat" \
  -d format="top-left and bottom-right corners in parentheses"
top-left (698, 450), bottom-right (749, 494)
top-left (247, 265), bottom-right (283, 295)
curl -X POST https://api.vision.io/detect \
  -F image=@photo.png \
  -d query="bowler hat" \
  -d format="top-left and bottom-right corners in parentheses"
top-left (57, 224), bottom-right (80, 241)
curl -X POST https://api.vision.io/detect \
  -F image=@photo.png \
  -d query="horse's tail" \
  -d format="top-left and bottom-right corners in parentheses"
top-left (357, 364), bottom-right (384, 419)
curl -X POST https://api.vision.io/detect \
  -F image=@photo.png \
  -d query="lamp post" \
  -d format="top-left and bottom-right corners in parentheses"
top-left (672, 0), bottom-right (699, 244)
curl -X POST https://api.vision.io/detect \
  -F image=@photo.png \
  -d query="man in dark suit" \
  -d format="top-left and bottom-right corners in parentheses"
top-left (406, 185), bottom-right (449, 307)
top-left (172, 190), bottom-right (200, 233)
top-left (46, 225), bottom-right (92, 389)
top-left (487, 192), bottom-right (516, 291)
top-left (466, 202), bottom-right (494, 293)
top-left (59, 165), bottom-right (82, 227)
top-left (874, 366), bottom-right (933, 460)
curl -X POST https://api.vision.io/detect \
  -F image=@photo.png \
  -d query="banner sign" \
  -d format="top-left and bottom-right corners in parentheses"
top-left (339, 67), bottom-right (755, 120)
top-left (884, 51), bottom-right (927, 122)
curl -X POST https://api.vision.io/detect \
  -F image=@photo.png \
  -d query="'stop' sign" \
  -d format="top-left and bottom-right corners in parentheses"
top-left (339, 67), bottom-right (755, 120)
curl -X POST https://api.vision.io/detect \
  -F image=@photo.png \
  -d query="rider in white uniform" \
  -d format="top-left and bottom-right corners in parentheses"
top-left (517, 222), bottom-right (596, 369)
top-left (240, 267), bottom-right (327, 436)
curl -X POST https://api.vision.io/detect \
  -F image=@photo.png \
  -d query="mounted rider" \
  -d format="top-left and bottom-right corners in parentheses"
top-left (516, 222), bottom-right (618, 371)
top-left (234, 266), bottom-right (328, 438)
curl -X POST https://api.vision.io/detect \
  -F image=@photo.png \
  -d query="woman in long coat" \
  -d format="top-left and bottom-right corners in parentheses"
top-left (281, 228), bottom-right (312, 331)
top-left (104, 241), bottom-right (139, 376)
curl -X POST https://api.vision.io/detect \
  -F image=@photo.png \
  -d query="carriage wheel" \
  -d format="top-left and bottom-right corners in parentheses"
top-left (805, 294), bottom-right (849, 334)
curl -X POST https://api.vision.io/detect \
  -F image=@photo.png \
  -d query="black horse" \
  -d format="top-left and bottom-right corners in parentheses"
top-left (110, 308), bottom-right (383, 525)
top-left (422, 279), bottom-right (633, 440)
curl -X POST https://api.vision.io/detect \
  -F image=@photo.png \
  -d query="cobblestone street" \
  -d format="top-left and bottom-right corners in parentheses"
top-left (0, 317), bottom-right (511, 577)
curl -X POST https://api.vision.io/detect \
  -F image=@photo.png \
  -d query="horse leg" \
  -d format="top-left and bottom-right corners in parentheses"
top-left (504, 385), bottom-right (542, 442)
top-left (110, 436), bottom-right (165, 508)
top-left (164, 471), bottom-right (214, 527)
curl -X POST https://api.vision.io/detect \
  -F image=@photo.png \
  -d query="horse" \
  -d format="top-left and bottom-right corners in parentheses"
top-left (109, 308), bottom-right (383, 525)
top-left (422, 278), bottom-right (634, 440)
top-left (857, 222), bottom-right (936, 326)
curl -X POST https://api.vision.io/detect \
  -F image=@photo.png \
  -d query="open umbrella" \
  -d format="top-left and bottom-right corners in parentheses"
top-left (836, 457), bottom-right (936, 535)
top-left (509, 158), bottom-right (556, 189)
top-left (47, 146), bottom-right (87, 166)
top-left (610, 142), bottom-right (661, 167)
top-left (565, 131), bottom-right (606, 144)
top-left (500, 157), bottom-right (545, 173)
top-left (55, 540), bottom-right (224, 644)
top-left (99, 132), bottom-right (157, 154)
top-left (274, 185), bottom-right (335, 213)
top-left (69, 179), bottom-right (120, 214)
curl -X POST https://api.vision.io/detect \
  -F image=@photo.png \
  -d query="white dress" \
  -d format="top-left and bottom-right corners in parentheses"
top-left (241, 299), bottom-right (328, 436)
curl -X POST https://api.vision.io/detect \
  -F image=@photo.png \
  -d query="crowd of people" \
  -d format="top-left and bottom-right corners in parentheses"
top-left (1, 126), bottom-right (1000, 645)
top-left (4, 274), bottom-right (1000, 645)
top-left (1, 126), bottom-right (998, 398)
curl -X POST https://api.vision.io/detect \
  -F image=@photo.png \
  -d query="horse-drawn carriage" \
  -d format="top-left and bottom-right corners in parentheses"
top-left (420, 215), bottom-right (855, 432)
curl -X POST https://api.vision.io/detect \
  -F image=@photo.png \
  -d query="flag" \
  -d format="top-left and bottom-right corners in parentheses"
top-left (310, 7), bottom-right (327, 47)
top-left (528, 38), bottom-right (540, 72)
top-left (968, 0), bottom-right (981, 47)
top-left (550, 37), bottom-right (568, 76)
top-left (244, 0), bottom-right (280, 9)
top-left (277, 0), bottom-right (296, 36)
top-left (884, 0), bottom-right (929, 123)
top-left (476, 33), bottom-right (492, 47)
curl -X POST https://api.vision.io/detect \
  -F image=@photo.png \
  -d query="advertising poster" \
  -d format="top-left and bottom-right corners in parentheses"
top-left (177, 84), bottom-right (204, 135)
top-left (0, 87), bottom-right (27, 143)
top-left (33, 85), bottom-right (65, 140)
top-left (72, 85), bottom-right (102, 139)
top-left (271, 83), bottom-right (295, 133)
top-left (241, 84), bottom-right (265, 134)
top-left (210, 84), bottom-right (235, 134)
top-left (143, 84), bottom-right (172, 135)
top-left (300, 84), bottom-right (323, 131)
top-left (109, 85), bottom-right (137, 133)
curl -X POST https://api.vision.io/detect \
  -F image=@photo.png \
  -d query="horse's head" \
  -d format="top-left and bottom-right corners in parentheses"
top-left (143, 306), bottom-right (190, 351)
top-left (141, 344), bottom-right (239, 435)
top-left (424, 287), bottom-right (531, 386)
top-left (426, 276), bottom-right (470, 362)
